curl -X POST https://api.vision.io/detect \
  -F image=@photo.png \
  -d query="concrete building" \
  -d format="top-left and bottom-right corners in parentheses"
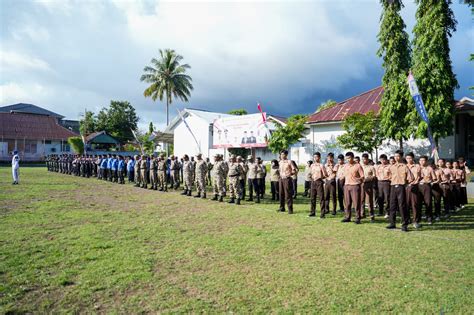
top-left (0, 103), bottom-right (79, 161)
top-left (295, 86), bottom-right (474, 165)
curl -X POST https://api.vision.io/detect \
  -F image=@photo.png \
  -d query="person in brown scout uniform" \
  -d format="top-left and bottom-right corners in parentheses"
top-left (270, 159), bottom-right (280, 201)
top-left (278, 150), bottom-right (296, 214)
top-left (309, 152), bottom-right (328, 218)
top-left (303, 160), bottom-right (313, 197)
top-left (361, 153), bottom-right (376, 222)
top-left (246, 157), bottom-right (258, 202)
top-left (405, 152), bottom-right (422, 228)
top-left (386, 150), bottom-right (414, 232)
top-left (256, 157), bottom-right (266, 200)
top-left (451, 161), bottom-right (465, 211)
top-left (336, 154), bottom-right (345, 213)
top-left (418, 155), bottom-right (437, 224)
top-left (149, 155), bottom-right (158, 190)
top-left (341, 152), bottom-right (365, 224)
top-left (324, 153), bottom-right (337, 216)
top-left (238, 156), bottom-right (248, 200)
top-left (457, 157), bottom-right (470, 207)
top-left (181, 155), bottom-right (193, 196)
top-left (435, 158), bottom-right (452, 218)
top-left (376, 154), bottom-right (391, 218)
top-left (227, 155), bottom-right (243, 205)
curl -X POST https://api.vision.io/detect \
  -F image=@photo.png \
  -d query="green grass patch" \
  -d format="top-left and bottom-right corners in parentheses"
top-left (0, 167), bottom-right (473, 313)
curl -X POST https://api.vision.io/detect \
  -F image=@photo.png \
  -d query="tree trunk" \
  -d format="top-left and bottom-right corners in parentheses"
top-left (166, 96), bottom-right (169, 126)
top-left (399, 138), bottom-right (403, 151)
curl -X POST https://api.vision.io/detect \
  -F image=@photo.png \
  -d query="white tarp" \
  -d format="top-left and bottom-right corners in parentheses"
top-left (213, 113), bottom-right (270, 148)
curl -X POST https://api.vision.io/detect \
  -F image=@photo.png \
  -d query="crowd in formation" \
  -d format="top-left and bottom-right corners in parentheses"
top-left (46, 149), bottom-right (470, 232)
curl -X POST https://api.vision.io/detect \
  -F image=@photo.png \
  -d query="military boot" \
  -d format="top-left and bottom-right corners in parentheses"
top-left (202, 193), bottom-right (206, 199)
top-left (236, 198), bottom-right (241, 205)
top-left (194, 193), bottom-right (201, 198)
top-left (256, 196), bottom-right (260, 203)
top-left (228, 198), bottom-right (235, 204)
top-left (187, 190), bottom-right (192, 196)
top-left (181, 189), bottom-right (188, 195)
top-left (211, 194), bottom-right (218, 201)
top-left (219, 196), bottom-right (224, 202)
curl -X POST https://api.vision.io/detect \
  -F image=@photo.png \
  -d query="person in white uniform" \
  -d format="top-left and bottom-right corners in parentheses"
top-left (12, 150), bottom-right (20, 185)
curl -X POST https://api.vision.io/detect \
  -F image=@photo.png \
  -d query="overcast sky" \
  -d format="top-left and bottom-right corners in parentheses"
top-left (1, 0), bottom-right (472, 131)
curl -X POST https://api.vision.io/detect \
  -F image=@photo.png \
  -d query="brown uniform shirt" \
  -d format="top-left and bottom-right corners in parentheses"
top-left (279, 159), bottom-right (295, 179)
top-left (434, 168), bottom-right (450, 184)
top-left (376, 163), bottom-right (391, 181)
top-left (388, 162), bottom-right (414, 186)
top-left (361, 163), bottom-right (376, 182)
top-left (325, 162), bottom-right (337, 181)
top-left (336, 163), bottom-right (345, 179)
top-left (407, 163), bottom-right (421, 185)
top-left (344, 162), bottom-right (364, 185)
top-left (310, 162), bottom-right (327, 181)
top-left (419, 165), bottom-right (436, 184)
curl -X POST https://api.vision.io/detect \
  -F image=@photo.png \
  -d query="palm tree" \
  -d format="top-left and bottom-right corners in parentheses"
top-left (140, 49), bottom-right (193, 126)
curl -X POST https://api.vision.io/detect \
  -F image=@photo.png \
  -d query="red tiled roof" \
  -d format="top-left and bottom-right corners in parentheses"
top-left (0, 112), bottom-right (78, 140)
top-left (307, 86), bottom-right (384, 124)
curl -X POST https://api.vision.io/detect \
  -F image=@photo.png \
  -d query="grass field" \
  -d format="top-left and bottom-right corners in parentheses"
top-left (1, 167), bottom-right (473, 313)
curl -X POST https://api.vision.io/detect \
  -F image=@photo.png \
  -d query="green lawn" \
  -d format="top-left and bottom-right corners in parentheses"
top-left (1, 167), bottom-right (473, 313)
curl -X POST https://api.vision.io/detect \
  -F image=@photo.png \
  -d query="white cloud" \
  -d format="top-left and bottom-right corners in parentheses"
top-left (0, 82), bottom-right (52, 104)
top-left (11, 25), bottom-right (51, 42)
top-left (0, 51), bottom-right (53, 73)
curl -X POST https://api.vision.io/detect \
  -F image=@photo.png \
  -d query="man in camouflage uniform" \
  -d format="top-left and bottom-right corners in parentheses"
top-left (149, 155), bottom-right (159, 190)
top-left (181, 154), bottom-right (193, 196)
top-left (228, 155), bottom-right (243, 205)
top-left (238, 156), bottom-right (248, 200)
top-left (206, 157), bottom-right (213, 186)
top-left (211, 154), bottom-right (225, 202)
top-left (134, 155), bottom-right (141, 187)
top-left (170, 156), bottom-right (180, 189)
top-left (194, 153), bottom-right (208, 198)
top-left (222, 156), bottom-right (230, 196)
top-left (140, 155), bottom-right (148, 189)
top-left (157, 154), bottom-right (168, 191)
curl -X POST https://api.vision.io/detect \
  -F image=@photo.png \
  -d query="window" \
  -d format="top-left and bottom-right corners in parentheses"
top-left (24, 140), bottom-right (37, 154)
top-left (45, 140), bottom-right (52, 144)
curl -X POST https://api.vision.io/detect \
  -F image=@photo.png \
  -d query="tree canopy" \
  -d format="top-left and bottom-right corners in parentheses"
top-left (267, 114), bottom-right (307, 154)
top-left (337, 111), bottom-right (384, 157)
top-left (316, 100), bottom-right (337, 113)
top-left (228, 109), bottom-right (248, 115)
top-left (140, 49), bottom-right (193, 126)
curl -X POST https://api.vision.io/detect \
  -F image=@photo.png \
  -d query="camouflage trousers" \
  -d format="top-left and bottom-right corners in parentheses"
top-left (229, 176), bottom-right (242, 199)
top-left (184, 174), bottom-right (193, 191)
top-left (140, 169), bottom-right (147, 187)
top-left (171, 171), bottom-right (180, 188)
top-left (195, 175), bottom-right (206, 194)
top-left (213, 176), bottom-right (225, 197)
top-left (158, 171), bottom-right (167, 190)
top-left (134, 168), bottom-right (141, 184)
top-left (149, 170), bottom-right (158, 188)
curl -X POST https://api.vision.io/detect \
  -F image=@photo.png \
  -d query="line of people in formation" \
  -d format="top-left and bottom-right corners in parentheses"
top-left (46, 149), bottom-right (470, 232)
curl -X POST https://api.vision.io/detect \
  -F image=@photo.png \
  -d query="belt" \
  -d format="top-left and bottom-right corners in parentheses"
top-left (419, 182), bottom-right (431, 185)
top-left (229, 174), bottom-right (239, 177)
top-left (392, 184), bottom-right (406, 188)
top-left (379, 180), bottom-right (390, 182)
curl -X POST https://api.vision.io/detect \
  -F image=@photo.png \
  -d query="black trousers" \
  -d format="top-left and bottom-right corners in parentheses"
top-left (389, 185), bottom-right (409, 228)
top-left (279, 178), bottom-right (294, 212)
top-left (271, 181), bottom-right (279, 200)
top-left (377, 181), bottom-right (391, 215)
top-left (337, 178), bottom-right (345, 212)
top-left (310, 180), bottom-right (325, 216)
top-left (240, 179), bottom-right (246, 199)
top-left (324, 179), bottom-right (337, 213)
top-left (247, 178), bottom-right (259, 200)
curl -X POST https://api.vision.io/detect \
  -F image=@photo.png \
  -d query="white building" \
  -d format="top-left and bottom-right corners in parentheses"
top-left (164, 108), bottom-right (286, 160)
top-left (294, 86), bottom-right (474, 165)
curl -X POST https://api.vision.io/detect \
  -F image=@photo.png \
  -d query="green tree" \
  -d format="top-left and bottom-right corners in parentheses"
top-left (268, 114), bottom-right (306, 154)
top-left (149, 122), bottom-right (155, 134)
top-left (337, 111), bottom-right (384, 158)
top-left (68, 137), bottom-right (84, 154)
top-left (377, 0), bottom-right (413, 150)
top-left (228, 109), bottom-right (248, 115)
top-left (140, 49), bottom-right (193, 126)
top-left (79, 110), bottom-right (97, 135)
top-left (95, 101), bottom-right (139, 143)
top-left (316, 99), bottom-right (337, 113)
top-left (411, 0), bottom-right (459, 144)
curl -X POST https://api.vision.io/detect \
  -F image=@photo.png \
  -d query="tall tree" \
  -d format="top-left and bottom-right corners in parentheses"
top-left (268, 115), bottom-right (307, 154)
top-left (377, 0), bottom-right (413, 150)
top-left (95, 101), bottom-right (139, 143)
top-left (411, 0), bottom-right (458, 144)
top-left (228, 109), bottom-right (248, 115)
top-left (149, 122), bottom-right (155, 134)
top-left (140, 49), bottom-right (193, 126)
top-left (79, 110), bottom-right (97, 135)
top-left (337, 111), bottom-right (384, 158)
top-left (315, 99), bottom-right (337, 113)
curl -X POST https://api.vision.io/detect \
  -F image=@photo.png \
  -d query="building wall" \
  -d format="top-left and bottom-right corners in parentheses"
top-left (0, 139), bottom-right (71, 161)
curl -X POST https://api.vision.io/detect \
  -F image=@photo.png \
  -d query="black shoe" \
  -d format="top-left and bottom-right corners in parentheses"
top-left (308, 213), bottom-right (316, 217)
top-left (181, 190), bottom-right (188, 195)
top-left (187, 191), bottom-right (192, 196)
top-left (194, 193), bottom-right (201, 198)
top-left (320, 215), bottom-right (326, 219)
top-left (219, 196), bottom-right (223, 202)
top-left (354, 219), bottom-right (361, 224)
top-left (401, 226), bottom-right (409, 232)
top-left (246, 198), bottom-right (253, 202)
top-left (370, 217), bottom-right (375, 223)
top-left (331, 211), bottom-right (336, 216)
top-left (288, 210), bottom-right (294, 214)
top-left (236, 199), bottom-right (241, 205)
top-left (341, 218), bottom-right (351, 223)
top-left (386, 224), bottom-right (396, 229)
top-left (211, 195), bottom-right (218, 201)
top-left (202, 193), bottom-right (206, 199)
top-left (228, 198), bottom-right (235, 204)
top-left (256, 197), bottom-right (260, 204)
top-left (277, 208), bottom-right (285, 212)
top-left (159, 188), bottom-right (163, 191)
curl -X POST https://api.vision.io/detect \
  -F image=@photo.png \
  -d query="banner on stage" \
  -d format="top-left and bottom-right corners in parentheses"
top-left (213, 113), bottom-right (270, 148)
